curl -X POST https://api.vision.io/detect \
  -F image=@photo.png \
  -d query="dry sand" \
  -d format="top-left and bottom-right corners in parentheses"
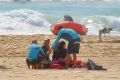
top-left (0, 35), bottom-right (120, 80)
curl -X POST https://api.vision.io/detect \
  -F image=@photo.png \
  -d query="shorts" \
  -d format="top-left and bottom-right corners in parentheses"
top-left (26, 59), bottom-right (40, 64)
top-left (67, 38), bottom-right (80, 54)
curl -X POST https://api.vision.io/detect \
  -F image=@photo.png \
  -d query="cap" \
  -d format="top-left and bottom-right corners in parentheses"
top-left (32, 40), bottom-right (37, 44)
top-left (44, 36), bottom-right (50, 40)
top-left (64, 15), bottom-right (73, 21)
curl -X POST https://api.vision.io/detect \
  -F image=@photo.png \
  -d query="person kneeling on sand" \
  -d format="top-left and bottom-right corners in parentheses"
top-left (51, 41), bottom-right (86, 69)
top-left (26, 40), bottom-right (46, 69)
top-left (52, 41), bottom-right (67, 66)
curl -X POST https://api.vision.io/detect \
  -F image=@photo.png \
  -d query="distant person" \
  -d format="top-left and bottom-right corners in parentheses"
top-left (42, 36), bottom-right (51, 62)
top-left (26, 40), bottom-right (46, 69)
top-left (64, 15), bottom-right (73, 21)
top-left (50, 27), bottom-right (81, 68)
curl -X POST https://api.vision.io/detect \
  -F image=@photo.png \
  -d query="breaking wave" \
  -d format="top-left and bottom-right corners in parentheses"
top-left (0, 9), bottom-right (51, 35)
top-left (80, 15), bottom-right (120, 35)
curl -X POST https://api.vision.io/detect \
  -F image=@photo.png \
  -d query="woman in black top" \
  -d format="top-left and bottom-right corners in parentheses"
top-left (52, 41), bottom-right (67, 62)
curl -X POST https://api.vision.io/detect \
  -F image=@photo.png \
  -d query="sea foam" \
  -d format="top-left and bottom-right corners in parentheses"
top-left (0, 9), bottom-right (119, 36)
top-left (80, 15), bottom-right (120, 35)
top-left (0, 9), bottom-right (51, 35)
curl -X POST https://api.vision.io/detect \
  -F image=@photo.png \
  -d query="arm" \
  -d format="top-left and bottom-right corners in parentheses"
top-left (40, 47), bottom-right (46, 58)
top-left (52, 30), bottom-right (63, 49)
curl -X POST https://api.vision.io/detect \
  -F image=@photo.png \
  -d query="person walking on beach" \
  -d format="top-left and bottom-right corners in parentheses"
top-left (50, 27), bottom-right (81, 68)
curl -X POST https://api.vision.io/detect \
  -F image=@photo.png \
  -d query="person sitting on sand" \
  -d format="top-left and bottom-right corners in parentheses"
top-left (42, 36), bottom-right (51, 62)
top-left (52, 41), bottom-right (86, 68)
top-left (50, 27), bottom-right (81, 68)
top-left (52, 41), bottom-right (67, 65)
top-left (26, 40), bottom-right (46, 69)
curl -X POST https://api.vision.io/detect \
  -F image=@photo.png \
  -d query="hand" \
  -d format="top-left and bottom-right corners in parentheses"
top-left (47, 50), bottom-right (51, 55)
top-left (49, 48), bottom-right (54, 54)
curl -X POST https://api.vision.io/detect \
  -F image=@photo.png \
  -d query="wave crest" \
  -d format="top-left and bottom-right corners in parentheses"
top-left (0, 9), bottom-right (51, 35)
top-left (80, 15), bottom-right (120, 35)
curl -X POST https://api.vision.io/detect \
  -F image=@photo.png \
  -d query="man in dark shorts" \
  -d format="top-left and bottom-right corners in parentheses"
top-left (51, 27), bottom-right (80, 68)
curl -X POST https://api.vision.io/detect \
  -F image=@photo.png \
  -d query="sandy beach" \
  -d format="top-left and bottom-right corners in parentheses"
top-left (0, 35), bottom-right (120, 80)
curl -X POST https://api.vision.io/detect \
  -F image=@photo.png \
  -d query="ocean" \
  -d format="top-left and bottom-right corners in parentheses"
top-left (0, 1), bottom-right (120, 35)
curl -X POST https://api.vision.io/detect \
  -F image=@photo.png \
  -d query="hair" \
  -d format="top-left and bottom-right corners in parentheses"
top-left (31, 40), bottom-right (37, 44)
top-left (64, 15), bottom-right (73, 21)
top-left (43, 39), bottom-right (50, 46)
top-left (56, 41), bottom-right (66, 50)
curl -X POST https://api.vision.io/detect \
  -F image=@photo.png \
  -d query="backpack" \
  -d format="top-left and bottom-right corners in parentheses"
top-left (86, 59), bottom-right (107, 70)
